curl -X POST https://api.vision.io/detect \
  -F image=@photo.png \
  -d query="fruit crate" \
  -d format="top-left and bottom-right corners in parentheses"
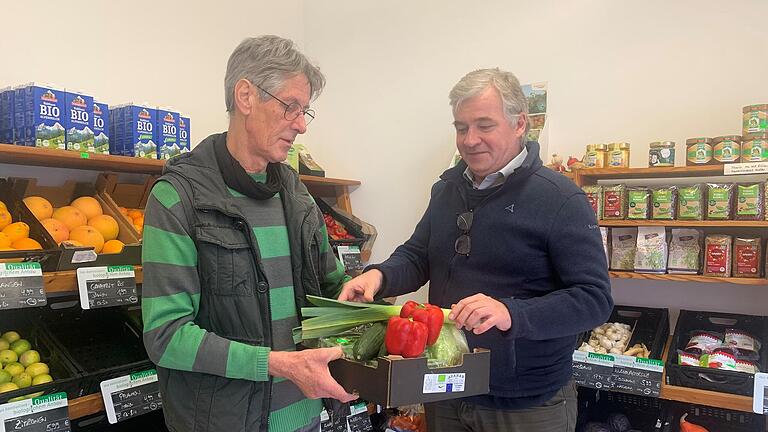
top-left (95, 172), bottom-right (153, 239)
top-left (315, 197), bottom-right (372, 251)
top-left (0, 309), bottom-right (82, 403)
top-left (665, 309), bottom-right (768, 396)
top-left (577, 389), bottom-right (666, 432)
top-left (660, 401), bottom-right (765, 432)
top-left (71, 409), bottom-right (168, 431)
top-left (576, 305), bottom-right (670, 359)
top-left (0, 179), bottom-right (62, 272)
top-left (10, 178), bottom-right (142, 270)
top-left (36, 302), bottom-right (153, 395)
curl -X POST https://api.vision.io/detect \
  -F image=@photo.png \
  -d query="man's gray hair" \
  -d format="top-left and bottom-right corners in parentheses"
top-left (449, 68), bottom-right (529, 131)
top-left (224, 35), bottom-right (326, 113)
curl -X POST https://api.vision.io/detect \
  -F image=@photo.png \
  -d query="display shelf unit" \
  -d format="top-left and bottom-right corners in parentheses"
top-left (572, 165), bottom-right (765, 416)
top-left (69, 393), bottom-right (105, 420)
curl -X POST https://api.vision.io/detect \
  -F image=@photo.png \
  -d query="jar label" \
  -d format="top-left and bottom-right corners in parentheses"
top-left (687, 143), bottom-right (712, 164)
top-left (744, 111), bottom-right (768, 134)
top-left (714, 141), bottom-right (740, 163)
top-left (742, 140), bottom-right (768, 162)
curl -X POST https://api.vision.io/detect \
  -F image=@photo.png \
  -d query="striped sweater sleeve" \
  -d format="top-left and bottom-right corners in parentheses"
top-left (316, 212), bottom-right (351, 299)
top-left (141, 180), bottom-right (270, 381)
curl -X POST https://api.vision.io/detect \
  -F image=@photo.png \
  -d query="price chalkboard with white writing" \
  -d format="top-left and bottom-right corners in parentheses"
top-left (0, 392), bottom-right (70, 432)
top-left (77, 266), bottom-right (137, 310)
top-left (0, 263), bottom-right (46, 310)
top-left (100, 369), bottom-right (162, 424)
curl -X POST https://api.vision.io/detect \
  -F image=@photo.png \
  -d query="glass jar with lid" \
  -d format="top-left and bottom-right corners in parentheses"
top-left (685, 137), bottom-right (713, 166)
top-left (649, 141), bottom-right (675, 167)
top-left (607, 143), bottom-right (630, 168)
top-left (585, 144), bottom-right (607, 168)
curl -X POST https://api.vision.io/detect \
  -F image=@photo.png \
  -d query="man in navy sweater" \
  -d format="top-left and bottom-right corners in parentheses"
top-left (339, 68), bottom-right (612, 432)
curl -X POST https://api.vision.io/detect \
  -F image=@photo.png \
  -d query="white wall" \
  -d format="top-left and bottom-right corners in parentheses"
top-left (0, 0), bottom-right (305, 148)
top-left (303, 0), bottom-right (768, 311)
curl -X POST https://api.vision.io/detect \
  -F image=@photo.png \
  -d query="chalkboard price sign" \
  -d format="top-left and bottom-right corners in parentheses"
top-left (612, 355), bottom-right (663, 398)
top-left (77, 266), bottom-right (137, 310)
top-left (0, 263), bottom-right (46, 310)
top-left (572, 351), bottom-right (614, 390)
top-left (101, 369), bottom-right (162, 424)
top-left (0, 392), bottom-right (70, 432)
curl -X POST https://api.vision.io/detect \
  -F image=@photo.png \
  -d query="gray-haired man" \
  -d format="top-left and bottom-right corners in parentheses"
top-left (142, 35), bottom-right (355, 432)
top-left (340, 68), bottom-right (612, 432)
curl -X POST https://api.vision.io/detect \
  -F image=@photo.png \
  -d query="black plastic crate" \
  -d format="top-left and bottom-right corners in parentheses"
top-left (666, 309), bottom-right (768, 396)
top-left (36, 302), bottom-right (153, 395)
top-left (577, 305), bottom-right (670, 359)
top-left (71, 409), bottom-right (168, 431)
top-left (0, 309), bottom-right (82, 403)
top-left (315, 197), bottom-right (368, 249)
top-left (0, 179), bottom-right (62, 272)
top-left (660, 402), bottom-right (765, 432)
top-left (577, 389), bottom-right (665, 432)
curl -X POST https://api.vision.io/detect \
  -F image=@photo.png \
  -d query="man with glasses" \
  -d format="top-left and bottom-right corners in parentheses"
top-left (340, 68), bottom-right (612, 432)
top-left (142, 35), bottom-right (355, 432)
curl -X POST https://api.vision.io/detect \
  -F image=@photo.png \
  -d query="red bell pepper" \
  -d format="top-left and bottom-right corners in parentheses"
top-left (412, 304), bottom-right (444, 346)
top-left (400, 300), bottom-right (420, 318)
top-left (385, 316), bottom-right (428, 358)
top-left (399, 302), bottom-right (444, 346)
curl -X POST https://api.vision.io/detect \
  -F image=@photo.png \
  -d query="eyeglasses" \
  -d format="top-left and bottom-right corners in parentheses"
top-left (254, 83), bottom-right (316, 125)
top-left (455, 211), bottom-right (473, 256)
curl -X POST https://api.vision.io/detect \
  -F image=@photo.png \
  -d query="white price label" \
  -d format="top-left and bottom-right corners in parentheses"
top-left (101, 369), bottom-right (162, 424)
top-left (754, 372), bottom-right (768, 415)
top-left (423, 373), bottom-right (465, 394)
top-left (724, 162), bottom-right (768, 175)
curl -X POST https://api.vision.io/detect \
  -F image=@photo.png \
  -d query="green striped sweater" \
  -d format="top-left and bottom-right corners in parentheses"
top-left (142, 174), bottom-right (349, 431)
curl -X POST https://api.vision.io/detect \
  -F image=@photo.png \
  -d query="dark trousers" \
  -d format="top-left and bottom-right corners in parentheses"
top-left (424, 381), bottom-right (577, 432)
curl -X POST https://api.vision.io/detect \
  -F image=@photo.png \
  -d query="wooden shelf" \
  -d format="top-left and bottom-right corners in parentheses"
top-left (575, 165), bottom-right (725, 181)
top-left (44, 266), bottom-right (144, 294)
top-left (0, 145), bottom-right (361, 187)
top-left (609, 271), bottom-right (768, 286)
top-left (600, 220), bottom-right (768, 228)
top-left (0, 144), bottom-right (165, 174)
top-left (69, 393), bottom-right (105, 419)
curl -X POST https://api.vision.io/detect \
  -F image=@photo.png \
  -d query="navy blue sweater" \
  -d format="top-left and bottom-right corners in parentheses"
top-left (372, 142), bottom-right (612, 408)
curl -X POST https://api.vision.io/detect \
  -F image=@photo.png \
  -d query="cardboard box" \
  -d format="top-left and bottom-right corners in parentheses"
top-left (92, 102), bottom-right (110, 155)
top-left (10, 178), bottom-right (142, 270)
top-left (329, 349), bottom-right (490, 408)
top-left (64, 91), bottom-right (94, 153)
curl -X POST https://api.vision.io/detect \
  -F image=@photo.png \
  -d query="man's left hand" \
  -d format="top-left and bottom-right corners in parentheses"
top-left (449, 294), bottom-right (512, 334)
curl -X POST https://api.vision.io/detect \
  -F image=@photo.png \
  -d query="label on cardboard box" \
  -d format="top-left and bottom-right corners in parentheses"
top-left (423, 373), bottom-right (465, 394)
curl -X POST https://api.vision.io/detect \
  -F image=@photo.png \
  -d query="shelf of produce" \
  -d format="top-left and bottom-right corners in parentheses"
top-left (44, 266), bottom-right (144, 294)
top-left (68, 393), bottom-right (105, 419)
top-left (574, 165), bottom-right (725, 183)
top-left (600, 220), bottom-right (768, 228)
top-left (658, 336), bottom-right (754, 412)
top-left (609, 271), bottom-right (768, 286)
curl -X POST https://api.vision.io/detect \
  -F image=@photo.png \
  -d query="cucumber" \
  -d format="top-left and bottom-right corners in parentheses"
top-left (353, 322), bottom-right (386, 361)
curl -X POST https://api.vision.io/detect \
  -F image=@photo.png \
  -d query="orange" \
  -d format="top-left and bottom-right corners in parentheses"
top-left (133, 215), bottom-right (144, 228)
top-left (134, 225), bottom-right (143, 235)
top-left (40, 218), bottom-right (69, 244)
top-left (52, 206), bottom-right (88, 231)
top-left (2, 222), bottom-right (29, 243)
top-left (11, 238), bottom-right (42, 251)
top-left (22, 196), bottom-right (53, 220)
top-left (118, 207), bottom-right (128, 216)
top-left (101, 240), bottom-right (125, 254)
top-left (127, 209), bottom-right (143, 220)
top-left (69, 226), bottom-right (105, 253)
top-left (0, 233), bottom-right (10, 248)
top-left (88, 214), bottom-right (119, 241)
top-left (70, 196), bottom-right (103, 220)
top-left (0, 210), bottom-right (11, 231)
top-left (0, 201), bottom-right (6, 211)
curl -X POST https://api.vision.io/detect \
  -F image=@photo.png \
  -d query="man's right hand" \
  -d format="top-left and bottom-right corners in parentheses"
top-left (269, 347), bottom-right (357, 402)
top-left (338, 269), bottom-right (383, 302)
